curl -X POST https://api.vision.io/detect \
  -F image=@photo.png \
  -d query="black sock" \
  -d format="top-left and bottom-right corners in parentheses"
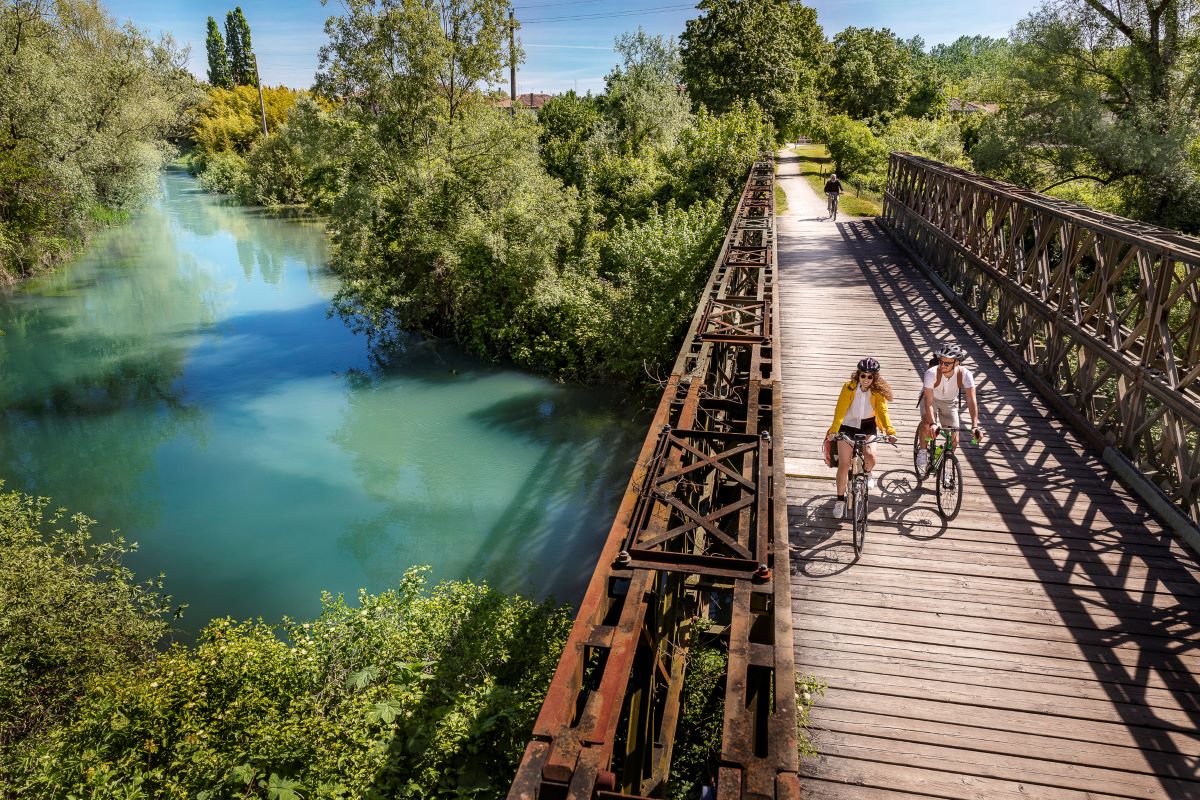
top-left (837, 495), bottom-right (845, 501)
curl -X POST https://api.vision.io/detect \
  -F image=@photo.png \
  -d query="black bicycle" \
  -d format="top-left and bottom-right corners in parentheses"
top-left (833, 432), bottom-right (897, 556)
top-left (826, 191), bottom-right (840, 220)
top-left (912, 426), bottom-right (977, 519)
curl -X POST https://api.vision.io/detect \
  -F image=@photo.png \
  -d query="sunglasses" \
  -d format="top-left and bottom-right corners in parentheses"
top-left (940, 359), bottom-right (957, 366)
top-left (859, 372), bottom-right (877, 379)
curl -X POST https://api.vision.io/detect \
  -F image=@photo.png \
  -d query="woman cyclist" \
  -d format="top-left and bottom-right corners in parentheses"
top-left (825, 357), bottom-right (898, 518)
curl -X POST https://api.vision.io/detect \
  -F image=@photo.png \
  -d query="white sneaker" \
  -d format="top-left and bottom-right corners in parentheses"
top-left (866, 472), bottom-right (877, 490)
top-left (832, 500), bottom-right (846, 518)
top-left (915, 449), bottom-right (928, 471)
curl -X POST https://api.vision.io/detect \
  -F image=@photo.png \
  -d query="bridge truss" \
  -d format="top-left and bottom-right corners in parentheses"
top-left (884, 152), bottom-right (1200, 527)
top-left (508, 161), bottom-right (799, 800)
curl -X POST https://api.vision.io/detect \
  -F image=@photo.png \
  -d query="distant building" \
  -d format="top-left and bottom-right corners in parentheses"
top-left (948, 99), bottom-right (1000, 114)
top-left (496, 92), bottom-right (552, 111)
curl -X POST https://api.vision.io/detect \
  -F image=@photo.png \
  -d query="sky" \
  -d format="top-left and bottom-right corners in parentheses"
top-left (104, 0), bottom-right (1043, 93)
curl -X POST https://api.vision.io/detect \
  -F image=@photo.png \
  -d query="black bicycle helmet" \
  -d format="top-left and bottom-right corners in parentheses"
top-left (935, 342), bottom-right (966, 361)
top-left (857, 356), bottom-right (880, 372)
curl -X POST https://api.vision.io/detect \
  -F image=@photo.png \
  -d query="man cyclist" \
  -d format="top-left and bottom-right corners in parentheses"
top-left (824, 173), bottom-right (843, 220)
top-left (916, 342), bottom-right (982, 473)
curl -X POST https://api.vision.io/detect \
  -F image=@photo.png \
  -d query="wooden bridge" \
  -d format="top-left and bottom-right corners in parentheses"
top-left (509, 154), bottom-right (1200, 799)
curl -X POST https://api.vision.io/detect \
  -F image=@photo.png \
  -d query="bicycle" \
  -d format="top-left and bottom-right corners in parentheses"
top-left (832, 432), bottom-right (897, 556)
top-left (912, 426), bottom-right (977, 519)
top-left (826, 192), bottom-right (840, 221)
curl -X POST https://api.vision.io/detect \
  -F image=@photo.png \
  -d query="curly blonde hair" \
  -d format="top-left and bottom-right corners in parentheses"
top-left (848, 369), bottom-right (894, 402)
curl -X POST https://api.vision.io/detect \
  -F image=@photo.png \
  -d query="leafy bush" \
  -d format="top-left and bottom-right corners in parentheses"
top-left (0, 484), bottom-right (169, 755)
top-left (822, 114), bottom-right (888, 181)
top-left (192, 86), bottom-right (306, 156)
top-left (197, 150), bottom-right (249, 197)
top-left (601, 199), bottom-right (726, 378)
top-left (3, 543), bottom-right (571, 800)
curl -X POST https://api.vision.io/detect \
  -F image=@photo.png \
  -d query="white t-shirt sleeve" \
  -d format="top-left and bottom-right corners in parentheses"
top-left (961, 369), bottom-right (976, 390)
top-left (922, 367), bottom-right (937, 390)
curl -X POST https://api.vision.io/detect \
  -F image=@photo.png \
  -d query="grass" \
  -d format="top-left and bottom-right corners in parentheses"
top-left (790, 143), bottom-right (883, 218)
top-left (774, 182), bottom-right (788, 215)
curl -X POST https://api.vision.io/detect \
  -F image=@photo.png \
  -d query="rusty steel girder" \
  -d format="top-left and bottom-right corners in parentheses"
top-left (508, 161), bottom-right (798, 800)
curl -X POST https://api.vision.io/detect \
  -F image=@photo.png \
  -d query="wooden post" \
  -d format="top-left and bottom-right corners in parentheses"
top-left (509, 10), bottom-right (517, 118)
top-left (254, 55), bottom-right (268, 137)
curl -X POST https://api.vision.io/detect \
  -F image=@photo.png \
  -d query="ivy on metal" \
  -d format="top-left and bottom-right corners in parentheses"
top-left (883, 151), bottom-right (1200, 522)
top-left (508, 161), bottom-right (800, 800)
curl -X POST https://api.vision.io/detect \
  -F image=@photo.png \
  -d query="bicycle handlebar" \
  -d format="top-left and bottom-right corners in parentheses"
top-left (831, 433), bottom-right (899, 447)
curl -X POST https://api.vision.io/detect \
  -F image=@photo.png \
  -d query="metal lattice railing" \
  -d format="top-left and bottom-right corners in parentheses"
top-left (508, 161), bottom-right (799, 800)
top-left (883, 151), bottom-right (1200, 524)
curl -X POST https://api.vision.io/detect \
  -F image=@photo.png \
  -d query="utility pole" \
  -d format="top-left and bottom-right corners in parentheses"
top-left (254, 54), bottom-right (268, 137)
top-left (509, 10), bottom-right (517, 117)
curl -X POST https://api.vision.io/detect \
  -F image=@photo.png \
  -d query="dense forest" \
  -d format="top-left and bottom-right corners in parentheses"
top-left (3, 0), bottom-right (1200, 796)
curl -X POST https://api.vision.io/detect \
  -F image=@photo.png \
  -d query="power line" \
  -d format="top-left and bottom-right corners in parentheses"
top-left (522, 3), bottom-right (696, 23)
top-left (514, 0), bottom-right (610, 9)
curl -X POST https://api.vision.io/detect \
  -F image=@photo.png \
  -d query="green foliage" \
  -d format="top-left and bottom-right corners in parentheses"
top-left (795, 674), bottom-right (826, 759)
top-left (668, 646), bottom-right (726, 799)
top-left (225, 7), bottom-right (257, 87)
top-left (821, 114), bottom-right (887, 180)
top-left (974, 0), bottom-right (1200, 231)
top-left (664, 102), bottom-right (773, 207)
top-left (600, 200), bottom-right (725, 378)
top-left (681, 0), bottom-right (828, 139)
top-left (882, 115), bottom-right (969, 169)
top-left (0, 0), bottom-right (200, 279)
top-left (929, 35), bottom-right (1011, 101)
top-left (537, 91), bottom-right (603, 186)
top-left (206, 17), bottom-right (232, 89)
top-left (197, 150), bottom-right (248, 196)
top-left (602, 29), bottom-right (693, 155)
top-left (0, 483), bottom-right (169, 757)
top-left (192, 86), bottom-right (305, 156)
top-left (5, 563), bottom-right (572, 800)
top-left (827, 26), bottom-right (914, 124)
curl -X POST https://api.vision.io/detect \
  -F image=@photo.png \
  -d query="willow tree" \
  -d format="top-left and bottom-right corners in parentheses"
top-left (0, 0), bottom-right (200, 278)
top-left (975, 0), bottom-right (1200, 230)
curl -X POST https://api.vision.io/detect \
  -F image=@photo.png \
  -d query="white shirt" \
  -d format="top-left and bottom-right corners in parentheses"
top-left (843, 385), bottom-right (874, 428)
top-left (923, 365), bottom-right (976, 402)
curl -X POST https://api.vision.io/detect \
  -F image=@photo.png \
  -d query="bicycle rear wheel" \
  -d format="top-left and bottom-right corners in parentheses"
top-left (852, 478), bottom-right (868, 556)
top-left (912, 428), bottom-right (931, 482)
top-left (936, 452), bottom-right (963, 519)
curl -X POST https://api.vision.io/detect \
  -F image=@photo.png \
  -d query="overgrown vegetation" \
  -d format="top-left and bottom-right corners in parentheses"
top-left (0, 0), bottom-right (200, 282)
top-left (0, 483), bottom-right (571, 799)
top-left (186, 9), bottom-right (771, 384)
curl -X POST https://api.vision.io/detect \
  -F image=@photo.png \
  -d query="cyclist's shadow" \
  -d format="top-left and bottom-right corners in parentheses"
top-left (876, 470), bottom-right (950, 541)
top-left (789, 470), bottom-right (949, 575)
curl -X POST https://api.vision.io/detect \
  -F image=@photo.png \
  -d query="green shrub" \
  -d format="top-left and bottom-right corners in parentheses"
top-left (0, 483), bottom-right (169, 756)
top-left (197, 151), bottom-right (249, 197)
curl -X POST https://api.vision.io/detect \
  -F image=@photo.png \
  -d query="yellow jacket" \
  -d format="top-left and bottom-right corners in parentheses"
top-left (828, 381), bottom-right (896, 436)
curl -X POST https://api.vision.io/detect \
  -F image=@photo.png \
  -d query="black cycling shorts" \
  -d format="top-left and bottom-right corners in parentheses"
top-left (838, 417), bottom-right (877, 437)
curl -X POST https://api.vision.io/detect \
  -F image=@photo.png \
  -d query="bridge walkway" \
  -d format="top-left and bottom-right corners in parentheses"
top-left (775, 151), bottom-right (1200, 799)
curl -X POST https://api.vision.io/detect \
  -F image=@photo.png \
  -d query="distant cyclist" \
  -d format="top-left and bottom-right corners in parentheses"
top-left (916, 342), bottom-right (982, 472)
top-left (825, 357), bottom-right (898, 518)
top-left (824, 173), bottom-right (843, 220)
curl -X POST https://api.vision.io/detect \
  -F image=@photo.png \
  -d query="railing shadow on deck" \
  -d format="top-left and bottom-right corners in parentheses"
top-left (806, 215), bottom-right (1200, 786)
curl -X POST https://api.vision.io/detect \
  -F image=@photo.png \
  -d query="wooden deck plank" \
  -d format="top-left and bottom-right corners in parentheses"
top-left (776, 150), bottom-right (1200, 799)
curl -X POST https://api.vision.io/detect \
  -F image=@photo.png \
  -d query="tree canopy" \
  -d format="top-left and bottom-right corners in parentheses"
top-left (680, 0), bottom-right (827, 138)
top-left (826, 26), bottom-right (914, 123)
top-left (205, 16), bottom-right (232, 89)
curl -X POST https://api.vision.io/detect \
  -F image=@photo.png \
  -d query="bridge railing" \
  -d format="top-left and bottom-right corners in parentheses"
top-left (883, 151), bottom-right (1200, 530)
top-left (508, 160), bottom-right (799, 800)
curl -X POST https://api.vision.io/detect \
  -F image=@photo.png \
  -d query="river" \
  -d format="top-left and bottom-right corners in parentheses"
top-left (0, 169), bottom-right (645, 635)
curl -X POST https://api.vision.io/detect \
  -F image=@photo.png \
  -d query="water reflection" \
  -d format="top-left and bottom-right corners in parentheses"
top-left (0, 171), bottom-right (645, 634)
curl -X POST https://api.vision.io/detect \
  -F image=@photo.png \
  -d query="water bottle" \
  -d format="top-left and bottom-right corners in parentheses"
top-left (933, 443), bottom-right (944, 461)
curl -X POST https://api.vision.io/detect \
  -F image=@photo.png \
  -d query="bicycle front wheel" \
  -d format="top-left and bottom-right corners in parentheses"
top-left (852, 478), bottom-right (869, 556)
top-left (936, 452), bottom-right (963, 519)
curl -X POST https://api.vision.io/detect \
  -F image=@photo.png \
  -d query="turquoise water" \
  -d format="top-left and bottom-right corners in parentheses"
top-left (0, 170), bottom-right (644, 634)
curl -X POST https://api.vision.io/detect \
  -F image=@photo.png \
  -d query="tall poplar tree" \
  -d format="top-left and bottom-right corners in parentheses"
top-left (205, 16), bottom-right (232, 88)
top-left (224, 7), bottom-right (257, 87)
top-left (224, 10), bottom-right (244, 84)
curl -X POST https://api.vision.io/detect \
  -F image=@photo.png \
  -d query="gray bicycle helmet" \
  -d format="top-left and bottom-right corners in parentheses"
top-left (857, 356), bottom-right (880, 372)
top-left (934, 343), bottom-right (966, 361)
